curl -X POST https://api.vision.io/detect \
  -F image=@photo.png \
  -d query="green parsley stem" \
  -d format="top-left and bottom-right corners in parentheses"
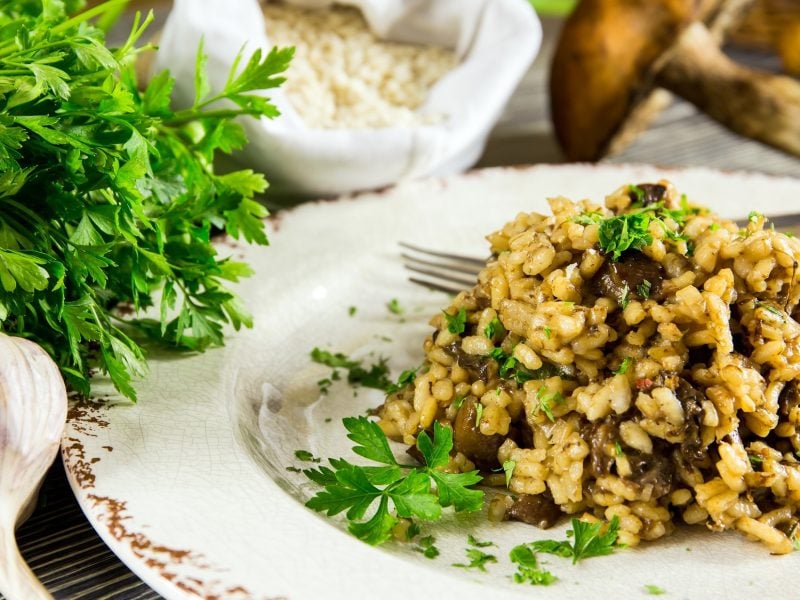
top-left (0, 0), bottom-right (129, 57)
top-left (166, 107), bottom-right (266, 127)
top-left (115, 10), bottom-right (155, 58)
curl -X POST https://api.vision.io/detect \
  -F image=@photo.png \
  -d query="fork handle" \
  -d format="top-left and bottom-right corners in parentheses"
top-left (0, 523), bottom-right (52, 600)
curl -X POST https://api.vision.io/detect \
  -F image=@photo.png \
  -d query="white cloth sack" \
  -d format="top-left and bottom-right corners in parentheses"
top-left (155, 0), bottom-right (541, 196)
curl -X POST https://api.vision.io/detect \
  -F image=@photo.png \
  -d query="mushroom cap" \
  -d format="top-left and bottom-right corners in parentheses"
top-left (549, 0), bottom-right (704, 161)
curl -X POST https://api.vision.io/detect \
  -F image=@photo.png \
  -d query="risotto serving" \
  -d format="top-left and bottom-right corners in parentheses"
top-left (378, 181), bottom-right (800, 553)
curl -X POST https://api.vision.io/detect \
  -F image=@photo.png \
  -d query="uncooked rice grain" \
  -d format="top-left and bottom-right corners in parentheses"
top-left (262, 2), bottom-right (457, 129)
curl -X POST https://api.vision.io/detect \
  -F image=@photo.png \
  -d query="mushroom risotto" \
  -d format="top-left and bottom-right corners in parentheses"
top-left (378, 181), bottom-right (800, 553)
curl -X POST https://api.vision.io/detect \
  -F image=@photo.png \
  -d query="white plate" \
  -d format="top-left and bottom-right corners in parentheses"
top-left (63, 164), bottom-right (800, 600)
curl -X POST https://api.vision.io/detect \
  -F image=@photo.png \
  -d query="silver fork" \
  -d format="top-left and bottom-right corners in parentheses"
top-left (401, 212), bottom-right (800, 294)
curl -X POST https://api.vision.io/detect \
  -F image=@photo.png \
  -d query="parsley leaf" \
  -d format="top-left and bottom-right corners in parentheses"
top-left (385, 365), bottom-right (420, 394)
top-left (567, 516), bottom-right (622, 563)
top-left (614, 357), bottom-right (633, 375)
top-left (488, 346), bottom-right (565, 384)
top-left (311, 347), bottom-right (393, 391)
top-left (503, 459), bottom-right (516, 487)
top-left (484, 317), bottom-right (504, 339)
top-left (535, 386), bottom-right (564, 421)
top-left (509, 545), bottom-right (557, 586)
top-left (637, 279), bottom-right (652, 299)
top-left (304, 418), bottom-right (483, 545)
top-left (294, 450), bottom-right (321, 463)
top-left (415, 534), bottom-right (440, 559)
top-left (387, 298), bottom-right (404, 315)
top-left (453, 548), bottom-right (497, 572)
top-left (529, 516), bottom-right (623, 564)
top-left (443, 307), bottom-right (467, 334)
top-left (620, 283), bottom-right (630, 309)
top-left (468, 534), bottom-right (496, 548)
top-left (644, 584), bottom-right (666, 595)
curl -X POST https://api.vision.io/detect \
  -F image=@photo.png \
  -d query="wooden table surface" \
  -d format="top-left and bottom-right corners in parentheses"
top-left (8, 6), bottom-right (800, 600)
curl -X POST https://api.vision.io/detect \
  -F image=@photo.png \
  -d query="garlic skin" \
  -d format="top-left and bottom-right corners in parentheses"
top-left (0, 333), bottom-right (68, 600)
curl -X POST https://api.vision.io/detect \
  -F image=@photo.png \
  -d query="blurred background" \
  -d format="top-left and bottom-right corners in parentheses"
top-left (98, 0), bottom-right (800, 179)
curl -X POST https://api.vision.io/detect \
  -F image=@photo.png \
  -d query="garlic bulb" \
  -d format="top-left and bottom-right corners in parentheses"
top-left (0, 333), bottom-right (68, 600)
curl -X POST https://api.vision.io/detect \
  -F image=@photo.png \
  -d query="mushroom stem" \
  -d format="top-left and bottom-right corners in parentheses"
top-left (657, 22), bottom-right (800, 155)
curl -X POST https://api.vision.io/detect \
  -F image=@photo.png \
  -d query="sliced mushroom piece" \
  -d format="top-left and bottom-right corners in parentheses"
top-left (504, 493), bottom-right (562, 529)
top-left (453, 398), bottom-right (504, 470)
top-left (590, 251), bottom-right (665, 305)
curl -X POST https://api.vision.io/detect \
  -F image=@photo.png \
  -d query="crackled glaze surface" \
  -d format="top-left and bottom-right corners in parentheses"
top-left (64, 165), bottom-right (800, 599)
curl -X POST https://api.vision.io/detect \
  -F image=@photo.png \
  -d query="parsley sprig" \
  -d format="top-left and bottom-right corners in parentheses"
top-left (526, 516), bottom-right (623, 564)
top-left (0, 1), bottom-right (293, 399)
top-left (304, 417), bottom-right (483, 545)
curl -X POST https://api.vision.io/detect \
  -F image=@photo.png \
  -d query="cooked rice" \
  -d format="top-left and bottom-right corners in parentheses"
top-left (378, 180), bottom-right (800, 553)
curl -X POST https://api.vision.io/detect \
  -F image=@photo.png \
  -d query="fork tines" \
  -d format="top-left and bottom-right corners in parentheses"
top-left (399, 242), bottom-right (485, 295)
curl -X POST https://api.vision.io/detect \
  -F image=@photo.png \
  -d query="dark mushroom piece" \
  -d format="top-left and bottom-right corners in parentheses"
top-left (504, 493), bottom-right (562, 529)
top-left (453, 398), bottom-right (504, 470)
top-left (591, 251), bottom-right (666, 305)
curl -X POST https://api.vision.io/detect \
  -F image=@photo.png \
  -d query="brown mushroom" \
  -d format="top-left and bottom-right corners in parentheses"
top-left (550, 0), bottom-right (800, 160)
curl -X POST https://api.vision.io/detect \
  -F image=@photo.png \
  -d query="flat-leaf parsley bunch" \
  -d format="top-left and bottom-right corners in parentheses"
top-left (0, 0), bottom-right (293, 398)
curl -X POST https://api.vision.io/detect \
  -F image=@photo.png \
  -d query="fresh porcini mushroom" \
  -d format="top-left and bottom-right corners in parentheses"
top-left (0, 333), bottom-right (68, 600)
top-left (550, 0), bottom-right (800, 160)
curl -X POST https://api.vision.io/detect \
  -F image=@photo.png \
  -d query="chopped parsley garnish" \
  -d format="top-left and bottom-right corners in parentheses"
top-left (317, 377), bottom-right (333, 395)
top-left (304, 418), bottom-right (483, 545)
top-left (488, 346), bottom-right (565, 384)
top-left (475, 402), bottom-right (484, 427)
top-left (503, 459), bottom-right (516, 487)
top-left (620, 283), bottom-right (631, 309)
top-left (509, 545), bottom-right (557, 586)
top-left (709, 222), bottom-right (720, 231)
top-left (443, 307), bottom-right (467, 334)
top-left (415, 535), bottom-right (440, 559)
top-left (406, 522), bottom-right (421, 540)
top-left (749, 211), bottom-right (762, 222)
top-left (614, 357), bottom-right (633, 375)
top-left (453, 548), bottom-right (497, 572)
top-left (529, 516), bottom-right (623, 564)
top-left (387, 298), bottom-right (404, 315)
top-left (295, 450), bottom-right (321, 463)
top-left (311, 347), bottom-right (394, 391)
top-left (535, 386), bottom-right (564, 421)
top-left (286, 466), bottom-right (302, 473)
top-left (348, 306), bottom-right (357, 316)
top-left (468, 534), bottom-right (496, 548)
top-left (575, 201), bottom-right (692, 261)
top-left (748, 454), bottom-right (764, 467)
top-left (484, 317), bottom-right (505, 340)
top-left (544, 326), bottom-right (552, 339)
top-left (385, 366), bottom-right (421, 394)
top-left (614, 441), bottom-right (623, 456)
top-left (644, 584), bottom-right (666, 595)
top-left (637, 279), bottom-right (652, 299)
top-left (453, 395), bottom-right (466, 410)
